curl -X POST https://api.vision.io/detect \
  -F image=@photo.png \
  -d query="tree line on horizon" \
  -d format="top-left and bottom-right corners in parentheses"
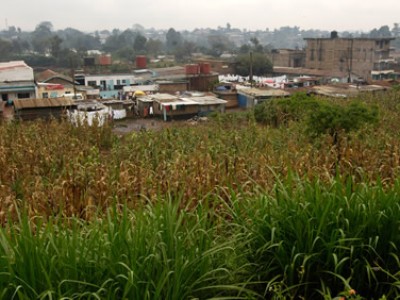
top-left (0, 21), bottom-right (399, 74)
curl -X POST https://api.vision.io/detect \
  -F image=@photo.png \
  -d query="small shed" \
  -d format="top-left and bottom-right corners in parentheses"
top-left (311, 84), bottom-right (387, 98)
top-left (181, 94), bottom-right (227, 116)
top-left (100, 99), bottom-right (127, 119)
top-left (151, 93), bottom-right (198, 121)
top-left (68, 100), bottom-right (110, 126)
top-left (13, 97), bottom-right (77, 120)
top-left (135, 96), bottom-right (154, 117)
top-left (157, 80), bottom-right (188, 93)
top-left (237, 88), bottom-right (290, 108)
top-left (213, 83), bottom-right (238, 108)
top-left (123, 84), bottom-right (159, 99)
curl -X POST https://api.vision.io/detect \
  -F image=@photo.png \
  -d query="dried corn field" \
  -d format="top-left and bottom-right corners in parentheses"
top-left (0, 91), bottom-right (400, 220)
top-left (1, 91), bottom-right (400, 299)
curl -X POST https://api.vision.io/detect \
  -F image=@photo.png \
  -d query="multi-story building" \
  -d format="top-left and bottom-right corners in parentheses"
top-left (75, 73), bottom-right (137, 99)
top-left (304, 32), bottom-right (395, 81)
top-left (0, 61), bottom-right (36, 104)
top-left (268, 49), bottom-right (306, 68)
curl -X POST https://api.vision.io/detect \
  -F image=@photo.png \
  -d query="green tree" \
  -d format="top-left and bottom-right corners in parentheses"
top-left (250, 37), bottom-right (264, 52)
top-left (166, 28), bottom-right (182, 52)
top-left (31, 21), bottom-right (53, 54)
top-left (234, 52), bottom-right (273, 76)
top-left (207, 34), bottom-right (234, 57)
top-left (254, 93), bottom-right (316, 126)
top-left (114, 46), bottom-right (135, 62)
top-left (369, 25), bottom-right (392, 38)
top-left (60, 28), bottom-right (101, 52)
top-left (133, 34), bottom-right (147, 53)
top-left (103, 29), bottom-right (135, 53)
top-left (306, 101), bottom-right (378, 141)
top-left (0, 38), bottom-right (13, 60)
top-left (175, 41), bottom-right (197, 62)
top-left (50, 35), bottom-right (63, 58)
top-left (146, 38), bottom-right (163, 55)
top-left (306, 101), bottom-right (378, 169)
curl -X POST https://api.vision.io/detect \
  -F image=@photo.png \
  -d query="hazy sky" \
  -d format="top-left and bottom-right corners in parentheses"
top-left (2, 0), bottom-right (400, 32)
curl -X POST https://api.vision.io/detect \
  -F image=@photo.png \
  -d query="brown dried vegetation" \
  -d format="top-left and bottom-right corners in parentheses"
top-left (1, 91), bottom-right (400, 221)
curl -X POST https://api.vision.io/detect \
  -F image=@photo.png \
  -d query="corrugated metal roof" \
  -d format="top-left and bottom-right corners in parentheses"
top-left (35, 69), bottom-right (75, 83)
top-left (0, 81), bottom-right (35, 88)
top-left (273, 67), bottom-right (347, 78)
top-left (159, 99), bottom-right (198, 106)
top-left (0, 61), bottom-right (34, 82)
top-left (150, 93), bottom-right (179, 101)
top-left (183, 96), bottom-right (227, 105)
top-left (14, 97), bottom-right (76, 110)
top-left (0, 61), bottom-right (29, 71)
top-left (238, 88), bottom-right (290, 97)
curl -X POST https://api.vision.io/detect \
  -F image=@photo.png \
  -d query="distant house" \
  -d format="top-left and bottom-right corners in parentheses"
top-left (35, 69), bottom-right (76, 86)
top-left (237, 88), bottom-right (290, 108)
top-left (141, 92), bottom-right (227, 121)
top-left (311, 84), bottom-right (387, 98)
top-left (36, 69), bottom-right (99, 99)
top-left (13, 97), bottom-right (77, 121)
top-left (273, 33), bottom-right (397, 82)
top-left (268, 49), bottom-right (306, 68)
top-left (0, 61), bottom-right (36, 104)
top-left (135, 96), bottom-right (155, 117)
top-left (304, 32), bottom-right (395, 81)
top-left (213, 82), bottom-right (238, 108)
top-left (36, 82), bottom-right (74, 99)
top-left (150, 93), bottom-right (199, 121)
top-left (181, 92), bottom-right (227, 116)
top-left (76, 73), bottom-right (137, 99)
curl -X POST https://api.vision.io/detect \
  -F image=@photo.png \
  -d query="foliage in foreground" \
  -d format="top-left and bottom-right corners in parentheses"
top-left (1, 90), bottom-right (400, 220)
top-left (0, 199), bottom-right (255, 299)
top-left (0, 178), bottom-right (400, 298)
top-left (0, 90), bottom-right (400, 298)
top-left (230, 176), bottom-right (400, 299)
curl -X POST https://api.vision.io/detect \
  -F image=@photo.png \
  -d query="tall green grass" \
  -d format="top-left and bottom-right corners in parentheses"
top-left (228, 176), bottom-right (400, 299)
top-left (0, 198), bottom-right (256, 299)
top-left (1, 178), bottom-right (400, 298)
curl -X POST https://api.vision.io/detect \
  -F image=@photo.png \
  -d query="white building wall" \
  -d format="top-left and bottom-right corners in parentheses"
top-left (84, 74), bottom-right (137, 86)
top-left (0, 61), bottom-right (34, 82)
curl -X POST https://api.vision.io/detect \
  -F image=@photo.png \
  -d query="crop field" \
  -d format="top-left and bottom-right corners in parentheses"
top-left (0, 90), bottom-right (400, 299)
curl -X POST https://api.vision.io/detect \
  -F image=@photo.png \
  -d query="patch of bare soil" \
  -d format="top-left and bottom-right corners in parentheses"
top-left (112, 117), bottom-right (181, 134)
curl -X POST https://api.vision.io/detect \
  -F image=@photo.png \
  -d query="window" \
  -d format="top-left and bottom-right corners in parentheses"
top-left (318, 48), bottom-right (323, 61)
top-left (100, 80), bottom-right (106, 90)
top-left (122, 79), bottom-right (126, 84)
top-left (117, 79), bottom-right (121, 85)
top-left (42, 92), bottom-right (49, 98)
top-left (17, 93), bottom-right (30, 99)
top-left (310, 49), bottom-right (315, 61)
top-left (88, 81), bottom-right (97, 87)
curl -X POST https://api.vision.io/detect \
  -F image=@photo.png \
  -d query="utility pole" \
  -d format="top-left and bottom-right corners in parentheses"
top-left (70, 58), bottom-right (77, 100)
top-left (347, 39), bottom-right (353, 83)
top-left (249, 51), bottom-right (253, 88)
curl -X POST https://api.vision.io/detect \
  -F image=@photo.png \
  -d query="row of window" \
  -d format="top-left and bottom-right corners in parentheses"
top-left (309, 48), bottom-right (378, 62)
top-left (87, 79), bottom-right (128, 88)
top-left (0, 93), bottom-right (31, 101)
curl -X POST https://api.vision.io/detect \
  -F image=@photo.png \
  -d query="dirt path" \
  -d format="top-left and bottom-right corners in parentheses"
top-left (112, 117), bottom-right (182, 134)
